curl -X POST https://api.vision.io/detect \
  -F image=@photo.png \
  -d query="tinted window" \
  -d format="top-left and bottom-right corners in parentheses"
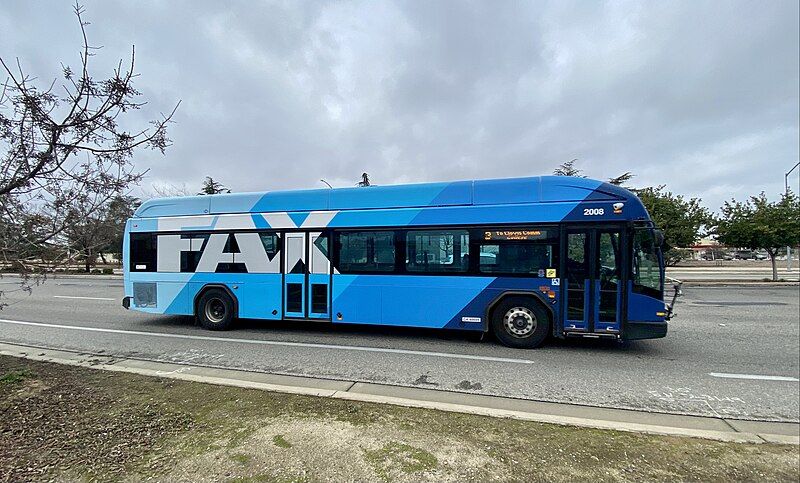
top-left (479, 243), bottom-right (555, 274)
top-left (260, 233), bottom-right (280, 261)
top-left (598, 231), bottom-right (621, 322)
top-left (337, 231), bottom-right (395, 272)
top-left (130, 233), bottom-right (156, 272)
top-left (181, 234), bottom-right (208, 272)
top-left (406, 230), bottom-right (469, 273)
top-left (632, 229), bottom-right (663, 298)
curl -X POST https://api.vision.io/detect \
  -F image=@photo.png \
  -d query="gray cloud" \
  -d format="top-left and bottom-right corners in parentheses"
top-left (1, 0), bottom-right (797, 210)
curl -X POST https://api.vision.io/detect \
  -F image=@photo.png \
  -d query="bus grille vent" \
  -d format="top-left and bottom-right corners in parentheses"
top-left (133, 282), bottom-right (157, 308)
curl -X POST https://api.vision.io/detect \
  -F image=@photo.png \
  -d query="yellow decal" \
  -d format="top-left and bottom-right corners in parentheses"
top-left (546, 268), bottom-right (557, 278)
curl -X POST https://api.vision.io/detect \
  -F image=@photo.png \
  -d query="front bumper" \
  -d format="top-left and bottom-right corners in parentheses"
top-left (122, 296), bottom-right (131, 310)
top-left (624, 320), bottom-right (668, 340)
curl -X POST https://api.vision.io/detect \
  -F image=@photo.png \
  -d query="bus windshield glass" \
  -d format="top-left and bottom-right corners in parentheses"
top-left (632, 228), bottom-right (663, 298)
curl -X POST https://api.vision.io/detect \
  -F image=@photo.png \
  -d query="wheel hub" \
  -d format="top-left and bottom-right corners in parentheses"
top-left (205, 298), bottom-right (226, 323)
top-left (503, 307), bottom-right (536, 338)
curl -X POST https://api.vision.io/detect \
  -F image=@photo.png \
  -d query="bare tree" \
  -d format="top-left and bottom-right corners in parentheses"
top-left (148, 181), bottom-right (192, 198)
top-left (0, 3), bottom-right (178, 304)
top-left (64, 194), bottom-right (109, 273)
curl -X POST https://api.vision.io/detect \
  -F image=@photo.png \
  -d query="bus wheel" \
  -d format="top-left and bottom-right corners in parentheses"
top-left (197, 289), bottom-right (235, 330)
top-left (491, 297), bottom-right (550, 349)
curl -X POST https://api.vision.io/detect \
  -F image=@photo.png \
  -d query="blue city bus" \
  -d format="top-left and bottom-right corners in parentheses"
top-left (122, 176), bottom-right (675, 349)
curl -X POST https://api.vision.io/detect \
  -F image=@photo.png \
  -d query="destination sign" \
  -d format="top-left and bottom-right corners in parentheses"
top-left (483, 228), bottom-right (551, 241)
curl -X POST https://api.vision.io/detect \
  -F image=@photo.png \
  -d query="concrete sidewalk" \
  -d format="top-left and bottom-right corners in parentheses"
top-left (1, 341), bottom-right (797, 445)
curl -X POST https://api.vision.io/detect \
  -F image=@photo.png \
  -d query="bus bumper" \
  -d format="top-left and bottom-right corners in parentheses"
top-left (122, 296), bottom-right (131, 310)
top-left (624, 321), bottom-right (668, 340)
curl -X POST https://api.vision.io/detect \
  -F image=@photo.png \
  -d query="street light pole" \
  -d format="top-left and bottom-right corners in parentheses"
top-left (785, 161), bottom-right (800, 272)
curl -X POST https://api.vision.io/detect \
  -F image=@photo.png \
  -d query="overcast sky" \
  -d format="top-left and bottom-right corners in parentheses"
top-left (2, 0), bottom-right (798, 210)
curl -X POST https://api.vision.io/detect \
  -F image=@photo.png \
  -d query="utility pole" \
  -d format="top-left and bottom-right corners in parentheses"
top-left (786, 161), bottom-right (800, 271)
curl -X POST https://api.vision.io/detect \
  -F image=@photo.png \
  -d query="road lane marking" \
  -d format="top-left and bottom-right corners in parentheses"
top-left (0, 318), bottom-right (535, 365)
top-left (53, 295), bottom-right (116, 301)
top-left (709, 372), bottom-right (799, 382)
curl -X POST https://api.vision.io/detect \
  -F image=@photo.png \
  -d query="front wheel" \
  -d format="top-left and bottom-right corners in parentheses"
top-left (196, 288), bottom-right (236, 330)
top-left (491, 297), bottom-right (550, 349)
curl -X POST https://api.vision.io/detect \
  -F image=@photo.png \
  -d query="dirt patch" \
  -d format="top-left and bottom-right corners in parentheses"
top-left (0, 357), bottom-right (192, 482)
top-left (1, 355), bottom-right (798, 482)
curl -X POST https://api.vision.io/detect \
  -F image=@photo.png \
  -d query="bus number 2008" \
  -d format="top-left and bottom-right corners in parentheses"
top-left (583, 208), bottom-right (604, 216)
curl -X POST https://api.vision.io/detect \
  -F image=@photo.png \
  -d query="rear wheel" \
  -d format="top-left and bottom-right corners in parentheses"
top-left (196, 288), bottom-right (235, 330)
top-left (491, 296), bottom-right (550, 349)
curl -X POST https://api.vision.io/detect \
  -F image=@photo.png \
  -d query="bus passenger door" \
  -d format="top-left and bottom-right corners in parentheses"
top-left (283, 232), bottom-right (306, 318)
top-left (283, 231), bottom-right (331, 320)
top-left (307, 232), bottom-right (331, 320)
top-left (564, 230), bottom-right (591, 332)
top-left (594, 230), bottom-right (622, 333)
top-left (563, 227), bottom-right (623, 334)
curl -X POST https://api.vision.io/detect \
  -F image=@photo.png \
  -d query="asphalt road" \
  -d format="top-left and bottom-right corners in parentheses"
top-left (0, 275), bottom-right (798, 422)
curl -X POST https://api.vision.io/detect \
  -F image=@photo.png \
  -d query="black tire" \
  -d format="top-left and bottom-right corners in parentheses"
top-left (196, 288), bottom-right (236, 330)
top-left (490, 296), bottom-right (550, 349)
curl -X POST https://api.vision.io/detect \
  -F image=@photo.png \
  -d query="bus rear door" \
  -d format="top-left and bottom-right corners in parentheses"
top-left (283, 231), bottom-right (331, 320)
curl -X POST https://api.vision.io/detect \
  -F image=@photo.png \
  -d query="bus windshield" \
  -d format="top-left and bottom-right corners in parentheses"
top-left (632, 228), bottom-right (663, 299)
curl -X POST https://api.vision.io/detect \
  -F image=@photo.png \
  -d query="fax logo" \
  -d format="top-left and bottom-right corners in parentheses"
top-left (156, 232), bottom-right (279, 273)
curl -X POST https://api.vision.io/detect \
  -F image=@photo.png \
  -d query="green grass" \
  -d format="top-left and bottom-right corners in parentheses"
top-left (272, 434), bottom-right (292, 448)
top-left (0, 370), bottom-right (30, 385)
top-left (230, 452), bottom-right (252, 465)
top-left (364, 441), bottom-right (438, 480)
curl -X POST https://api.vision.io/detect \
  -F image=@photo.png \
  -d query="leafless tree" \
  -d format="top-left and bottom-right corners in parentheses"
top-left (0, 3), bottom-right (178, 306)
top-left (148, 181), bottom-right (192, 198)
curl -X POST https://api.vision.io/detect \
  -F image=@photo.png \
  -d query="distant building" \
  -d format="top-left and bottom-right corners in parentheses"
top-left (689, 236), bottom-right (724, 260)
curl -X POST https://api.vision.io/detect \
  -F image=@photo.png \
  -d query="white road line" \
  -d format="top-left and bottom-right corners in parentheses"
top-left (709, 372), bottom-right (799, 382)
top-left (0, 318), bottom-right (534, 365)
top-left (53, 295), bottom-right (116, 301)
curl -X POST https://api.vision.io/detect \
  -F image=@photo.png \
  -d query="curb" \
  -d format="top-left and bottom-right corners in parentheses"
top-left (1, 342), bottom-right (797, 445)
top-left (678, 281), bottom-right (800, 286)
top-left (0, 273), bottom-right (123, 281)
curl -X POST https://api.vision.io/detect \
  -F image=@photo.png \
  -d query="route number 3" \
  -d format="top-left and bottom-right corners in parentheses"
top-left (583, 208), bottom-right (604, 216)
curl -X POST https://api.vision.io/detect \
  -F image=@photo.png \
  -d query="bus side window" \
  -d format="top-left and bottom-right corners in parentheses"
top-left (632, 229), bottom-right (662, 298)
top-left (406, 230), bottom-right (469, 273)
top-left (478, 242), bottom-right (555, 274)
top-left (130, 233), bottom-right (156, 272)
top-left (259, 232), bottom-right (280, 260)
top-left (336, 231), bottom-right (395, 273)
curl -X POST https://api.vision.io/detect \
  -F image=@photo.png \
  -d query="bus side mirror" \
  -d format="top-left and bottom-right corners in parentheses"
top-left (665, 277), bottom-right (682, 320)
top-left (654, 229), bottom-right (665, 247)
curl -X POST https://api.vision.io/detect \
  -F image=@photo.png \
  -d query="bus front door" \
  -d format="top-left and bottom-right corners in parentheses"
top-left (563, 227), bottom-right (623, 335)
top-left (283, 231), bottom-right (331, 320)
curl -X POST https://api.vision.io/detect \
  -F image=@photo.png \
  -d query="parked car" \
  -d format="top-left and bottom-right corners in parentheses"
top-left (733, 250), bottom-right (756, 260)
top-left (701, 249), bottom-right (733, 261)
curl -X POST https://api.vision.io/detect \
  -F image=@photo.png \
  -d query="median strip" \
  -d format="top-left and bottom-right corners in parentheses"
top-left (1, 347), bottom-right (798, 482)
top-left (0, 341), bottom-right (797, 445)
